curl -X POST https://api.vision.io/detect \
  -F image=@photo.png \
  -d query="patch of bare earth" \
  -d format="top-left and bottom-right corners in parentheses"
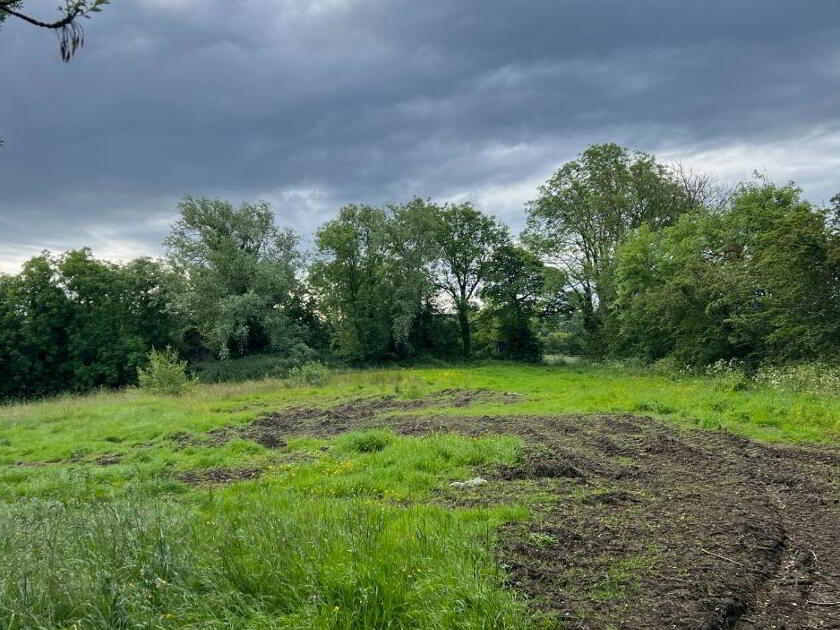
top-left (168, 389), bottom-right (520, 449)
top-left (176, 467), bottom-right (263, 485)
top-left (179, 393), bottom-right (840, 629)
top-left (398, 413), bottom-right (840, 630)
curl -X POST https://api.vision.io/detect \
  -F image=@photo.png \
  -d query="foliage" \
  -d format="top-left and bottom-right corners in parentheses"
top-left (524, 143), bottom-right (701, 352)
top-left (137, 347), bottom-right (195, 396)
top-left (0, 0), bottom-right (110, 62)
top-left (310, 200), bottom-right (461, 363)
top-left (0, 250), bottom-right (178, 400)
top-left (166, 196), bottom-right (318, 361)
top-left (753, 363), bottom-right (840, 397)
top-left (192, 351), bottom-right (318, 383)
top-left (430, 202), bottom-right (510, 357)
top-left (613, 179), bottom-right (840, 366)
top-left (478, 245), bottom-right (551, 361)
top-left (2, 146), bottom-right (839, 401)
top-left (310, 204), bottom-right (395, 362)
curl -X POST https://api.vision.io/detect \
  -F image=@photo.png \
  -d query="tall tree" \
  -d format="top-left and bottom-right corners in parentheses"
top-left (58, 249), bottom-right (178, 389)
top-left (480, 245), bottom-right (551, 361)
top-left (165, 196), bottom-right (312, 361)
top-left (0, 249), bottom-right (179, 399)
top-left (310, 205), bottom-right (393, 362)
top-left (430, 202), bottom-right (509, 357)
top-left (614, 179), bottom-right (840, 365)
top-left (0, 254), bottom-right (72, 398)
top-left (524, 143), bottom-right (699, 349)
top-left (310, 199), bottom-right (442, 362)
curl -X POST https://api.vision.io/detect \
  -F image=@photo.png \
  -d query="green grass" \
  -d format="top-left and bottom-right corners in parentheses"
top-left (0, 494), bottom-right (525, 630)
top-left (0, 362), bottom-right (837, 629)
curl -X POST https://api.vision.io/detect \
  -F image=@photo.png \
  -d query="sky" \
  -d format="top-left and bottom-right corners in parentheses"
top-left (1, 0), bottom-right (839, 273)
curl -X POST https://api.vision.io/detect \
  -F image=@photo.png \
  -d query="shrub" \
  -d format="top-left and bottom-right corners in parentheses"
top-left (287, 361), bottom-right (331, 387)
top-left (137, 347), bottom-right (195, 395)
top-left (193, 354), bottom-right (290, 383)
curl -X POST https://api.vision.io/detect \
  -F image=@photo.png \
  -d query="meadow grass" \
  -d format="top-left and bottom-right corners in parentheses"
top-left (0, 494), bottom-right (526, 630)
top-left (1, 362), bottom-right (838, 629)
top-left (3, 362), bottom-right (836, 467)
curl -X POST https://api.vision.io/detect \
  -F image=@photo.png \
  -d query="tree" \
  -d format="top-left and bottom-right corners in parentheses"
top-left (310, 205), bottom-right (393, 362)
top-left (309, 199), bottom-right (447, 362)
top-left (613, 179), bottom-right (840, 365)
top-left (0, 249), bottom-right (179, 399)
top-left (58, 249), bottom-right (178, 389)
top-left (524, 143), bottom-right (700, 352)
top-left (0, 0), bottom-right (109, 61)
top-left (165, 196), bottom-right (313, 361)
top-left (480, 245), bottom-right (550, 361)
top-left (382, 198), bottom-right (439, 350)
top-left (429, 202), bottom-right (509, 357)
top-left (0, 254), bottom-right (72, 398)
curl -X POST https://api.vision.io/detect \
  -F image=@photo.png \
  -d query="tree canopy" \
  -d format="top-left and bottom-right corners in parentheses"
top-left (2, 145), bottom-right (838, 400)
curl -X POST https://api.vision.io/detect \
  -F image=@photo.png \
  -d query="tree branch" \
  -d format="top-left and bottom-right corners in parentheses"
top-left (0, 0), bottom-right (109, 61)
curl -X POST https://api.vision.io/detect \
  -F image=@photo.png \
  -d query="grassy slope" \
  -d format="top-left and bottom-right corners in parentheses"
top-left (1, 363), bottom-right (838, 629)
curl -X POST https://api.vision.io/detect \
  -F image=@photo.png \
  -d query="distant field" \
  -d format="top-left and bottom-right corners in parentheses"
top-left (1, 364), bottom-right (838, 629)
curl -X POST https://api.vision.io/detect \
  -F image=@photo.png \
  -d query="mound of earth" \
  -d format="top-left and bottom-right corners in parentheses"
top-left (186, 394), bottom-right (840, 629)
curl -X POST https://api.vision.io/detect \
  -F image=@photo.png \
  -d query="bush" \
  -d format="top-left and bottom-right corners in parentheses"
top-left (287, 361), bottom-right (332, 387)
top-left (193, 354), bottom-right (291, 383)
top-left (137, 347), bottom-right (195, 395)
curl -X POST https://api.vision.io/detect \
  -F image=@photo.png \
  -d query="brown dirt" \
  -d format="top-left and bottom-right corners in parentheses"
top-left (176, 394), bottom-right (840, 629)
top-left (93, 454), bottom-right (121, 466)
top-left (168, 389), bottom-right (520, 449)
top-left (176, 466), bottom-right (263, 485)
top-left (402, 413), bottom-right (840, 630)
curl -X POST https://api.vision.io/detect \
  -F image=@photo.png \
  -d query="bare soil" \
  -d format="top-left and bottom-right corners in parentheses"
top-left (168, 389), bottom-right (521, 449)
top-left (199, 394), bottom-right (840, 629)
top-left (176, 466), bottom-right (263, 485)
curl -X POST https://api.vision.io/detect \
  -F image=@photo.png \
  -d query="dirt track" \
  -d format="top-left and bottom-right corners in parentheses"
top-left (186, 392), bottom-right (840, 629)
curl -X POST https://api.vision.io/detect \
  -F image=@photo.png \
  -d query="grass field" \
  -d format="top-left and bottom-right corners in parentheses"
top-left (1, 363), bottom-right (839, 629)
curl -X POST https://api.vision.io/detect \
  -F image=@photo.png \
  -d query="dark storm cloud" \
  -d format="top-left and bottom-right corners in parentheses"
top-left (1, 0), bottom-right (839, 270)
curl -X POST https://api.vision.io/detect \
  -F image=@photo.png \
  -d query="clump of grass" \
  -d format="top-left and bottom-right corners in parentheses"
top-left (339, 428), bottom-right (393, 453)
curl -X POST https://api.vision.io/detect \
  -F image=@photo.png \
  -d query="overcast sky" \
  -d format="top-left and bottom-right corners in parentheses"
top-left (1, 0), bottom-right (839, 272)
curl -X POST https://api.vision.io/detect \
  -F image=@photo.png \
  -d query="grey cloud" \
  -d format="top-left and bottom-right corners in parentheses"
top-left (1, 0), bottom-right (839, 271)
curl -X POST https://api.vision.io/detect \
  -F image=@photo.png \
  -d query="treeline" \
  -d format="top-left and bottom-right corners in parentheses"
top-left (2, 143), bottom-right (838, 399)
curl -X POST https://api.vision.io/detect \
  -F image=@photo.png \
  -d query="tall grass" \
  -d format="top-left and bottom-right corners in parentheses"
top-left (0, 494), bottom-right (526, 630)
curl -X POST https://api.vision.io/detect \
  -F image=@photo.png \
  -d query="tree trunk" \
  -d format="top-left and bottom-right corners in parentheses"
top-left (456, 299), bottom-right (471, 358)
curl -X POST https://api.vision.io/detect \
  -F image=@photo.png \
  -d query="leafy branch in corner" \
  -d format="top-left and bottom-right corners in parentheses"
top-left (0, 0), bottom-right (109, 61)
